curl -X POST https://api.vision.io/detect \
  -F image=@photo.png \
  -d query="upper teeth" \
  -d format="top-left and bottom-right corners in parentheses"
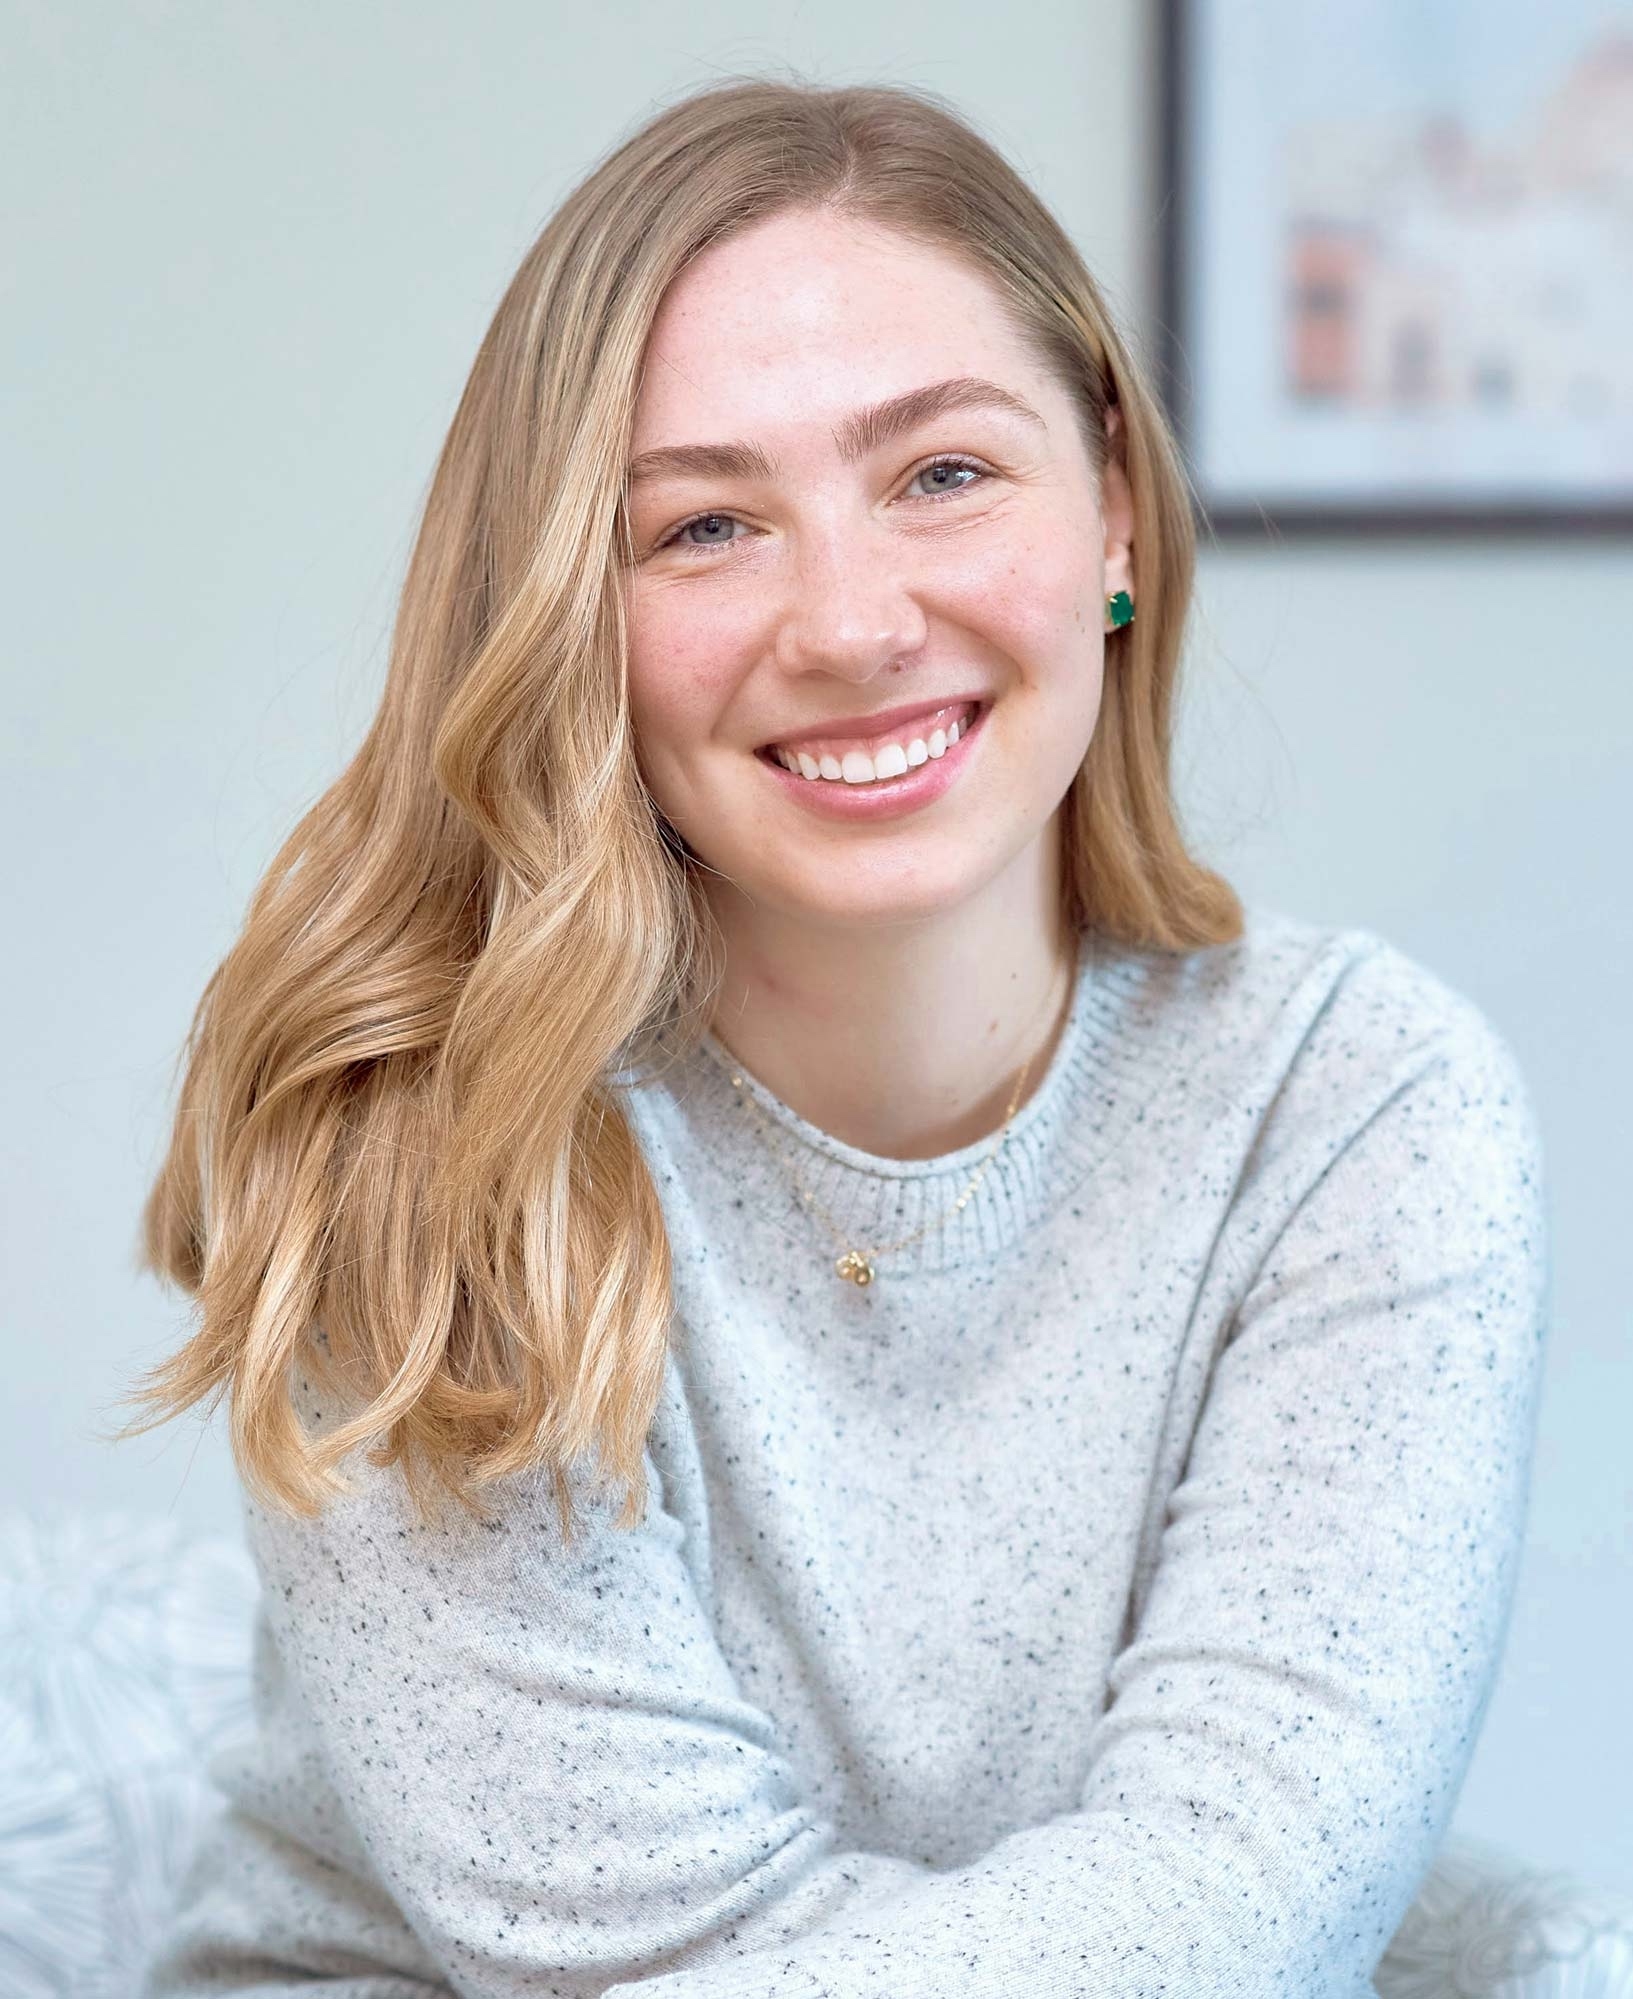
top-left (770, 704), bottom-right (975, 783)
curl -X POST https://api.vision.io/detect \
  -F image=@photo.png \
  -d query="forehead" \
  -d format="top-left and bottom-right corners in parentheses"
top-left (630, 211), bottom-right (1047, 446)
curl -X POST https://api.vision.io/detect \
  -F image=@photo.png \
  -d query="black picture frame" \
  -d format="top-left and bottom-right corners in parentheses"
top-left (1154, 0), bottom-right (1633, 540)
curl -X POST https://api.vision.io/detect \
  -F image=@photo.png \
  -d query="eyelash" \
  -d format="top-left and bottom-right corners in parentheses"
top-left (652, 454), bottom-right (992, 558)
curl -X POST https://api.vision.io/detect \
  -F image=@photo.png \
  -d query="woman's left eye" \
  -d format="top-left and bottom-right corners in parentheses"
top-left (655, 455), bottom-right (990, 557)
top-left (906, 455), bottom-right (987, 501)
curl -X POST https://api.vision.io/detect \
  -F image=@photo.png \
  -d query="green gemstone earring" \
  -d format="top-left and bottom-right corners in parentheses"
top-left (1105, 590), bottom-right (1135, 630)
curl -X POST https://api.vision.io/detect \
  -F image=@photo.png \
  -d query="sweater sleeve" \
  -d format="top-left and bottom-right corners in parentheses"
top-left (602, 978), bottom-right (1551, 1998)
top-left (142, 1355), bottom-right (931, 1999)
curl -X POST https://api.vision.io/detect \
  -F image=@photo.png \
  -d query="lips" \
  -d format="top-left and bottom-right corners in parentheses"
top-left (759, 698), bottom-right (983, 765)
top-left (754, 691), bottom-right (989, 817)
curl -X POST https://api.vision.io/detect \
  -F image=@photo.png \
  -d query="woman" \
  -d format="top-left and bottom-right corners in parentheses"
top-left (128, 75), bottom-right (1548, 1998)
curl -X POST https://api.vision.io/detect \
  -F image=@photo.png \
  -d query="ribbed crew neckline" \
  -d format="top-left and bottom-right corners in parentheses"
top-left (678, 926), bottom-right (1190, 1278)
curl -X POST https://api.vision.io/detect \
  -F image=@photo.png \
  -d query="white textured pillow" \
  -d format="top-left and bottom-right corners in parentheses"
top-left (0, 1509), bottom-right (258, 1998)
top-left (1372, 1835), bottom-right (1633, 1996)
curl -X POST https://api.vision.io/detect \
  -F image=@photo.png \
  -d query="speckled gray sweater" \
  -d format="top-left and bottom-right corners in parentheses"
top-left (143, 904), bottom-right (1549, 1999)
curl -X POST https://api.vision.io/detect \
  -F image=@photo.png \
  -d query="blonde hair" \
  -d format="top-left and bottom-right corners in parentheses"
top-left (110, 74), bottom-right (1242, 1546)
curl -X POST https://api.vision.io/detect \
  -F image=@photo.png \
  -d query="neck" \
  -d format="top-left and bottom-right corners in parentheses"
top-left (700, 824), bottom-right (1077, 1161)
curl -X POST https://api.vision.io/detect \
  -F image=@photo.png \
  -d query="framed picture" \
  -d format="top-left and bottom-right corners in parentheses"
top-left (1156, 0), bottom-right (1633, 536)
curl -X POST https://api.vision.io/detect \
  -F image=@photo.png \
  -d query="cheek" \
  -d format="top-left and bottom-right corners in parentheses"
top-left (626, 588), bottom-right (759, 750)
top-left (939, 518), bottom-right (1098, 667)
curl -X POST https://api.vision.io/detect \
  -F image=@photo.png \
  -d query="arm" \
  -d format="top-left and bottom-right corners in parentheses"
top-left (145, 1354), bottom-right (930, 1999)
top-left (604, 984), bottom-right (1550, 1998)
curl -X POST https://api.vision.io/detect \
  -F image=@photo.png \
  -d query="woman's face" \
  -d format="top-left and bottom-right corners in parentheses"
top-left (622, 208), bottom-right (1133, 933)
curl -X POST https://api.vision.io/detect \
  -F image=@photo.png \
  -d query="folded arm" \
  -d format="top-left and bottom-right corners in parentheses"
top-left (605, 986), bottom-right (1551, 1997)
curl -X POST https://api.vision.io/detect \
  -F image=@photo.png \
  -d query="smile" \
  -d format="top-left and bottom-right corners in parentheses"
top-left (753, 700), bottom-right (991, 822)
top-left (761, 699), bottom-right (980, 783)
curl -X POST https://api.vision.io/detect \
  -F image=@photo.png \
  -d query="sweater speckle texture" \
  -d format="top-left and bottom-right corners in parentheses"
top-left (142, 904), bottom-right (1549, 1998)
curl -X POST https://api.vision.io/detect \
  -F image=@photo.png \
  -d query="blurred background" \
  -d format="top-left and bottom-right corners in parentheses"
top-left (5, 0), bottom-right (1629, 1901)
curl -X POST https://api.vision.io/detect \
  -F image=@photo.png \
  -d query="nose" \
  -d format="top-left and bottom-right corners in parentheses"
top-left (771, 520), bottom-right (929, 682)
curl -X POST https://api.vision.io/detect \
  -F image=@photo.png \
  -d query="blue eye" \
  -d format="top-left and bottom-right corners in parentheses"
top-left (909, 457), bottom-right (984, 499)
top-left (672, 511), bottom-right (744, 552)
top-left (655, 454), bottom-right (990, 558)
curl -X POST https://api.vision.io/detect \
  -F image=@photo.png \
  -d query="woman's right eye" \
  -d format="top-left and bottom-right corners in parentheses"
top-left (658, 511), bottom-right (747, 555)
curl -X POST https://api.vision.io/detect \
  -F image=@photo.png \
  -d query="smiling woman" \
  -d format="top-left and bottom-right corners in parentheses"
top-left (121, 72), bottom-right (1549, 1999)
top-left (620, 208), bottom-right (1140, 1093)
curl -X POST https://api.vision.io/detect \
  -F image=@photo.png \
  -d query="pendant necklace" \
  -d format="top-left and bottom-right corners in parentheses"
top-left (723, 949), bottom-right (1074, 1285)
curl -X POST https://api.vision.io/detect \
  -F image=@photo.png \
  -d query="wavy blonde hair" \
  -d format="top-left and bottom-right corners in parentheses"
top-left (110, 73), bottom-right (1242, 1546)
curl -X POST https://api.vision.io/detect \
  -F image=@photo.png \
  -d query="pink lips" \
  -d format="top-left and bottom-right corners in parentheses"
top-left (762, 694), bottom-right (985, 759)
top-left (755, 699), bottom-right (989, 823)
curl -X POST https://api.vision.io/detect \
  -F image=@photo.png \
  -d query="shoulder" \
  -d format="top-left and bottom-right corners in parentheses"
top-left (1133, 904), bottom-right (1545, 1231)
top-left (1152, 900), bottom-right (1532, 1112)
top-left (1163, 906), bottom-right (1547, 1276)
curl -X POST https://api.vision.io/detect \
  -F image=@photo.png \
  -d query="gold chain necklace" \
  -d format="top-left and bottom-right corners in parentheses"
top-left (723, 954), bottom-right (1073, 1286)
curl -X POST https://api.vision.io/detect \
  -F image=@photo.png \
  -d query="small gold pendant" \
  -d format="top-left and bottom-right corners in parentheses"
top-left (834, 1249), bottom-right (875, 1286)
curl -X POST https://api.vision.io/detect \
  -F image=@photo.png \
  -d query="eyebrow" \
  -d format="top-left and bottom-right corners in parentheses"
top-left (624, 375), bottom-right (1048, 488)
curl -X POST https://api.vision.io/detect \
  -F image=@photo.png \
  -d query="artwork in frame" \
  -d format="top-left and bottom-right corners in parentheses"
top-left (1156, 0), bottom-right (1633, 537)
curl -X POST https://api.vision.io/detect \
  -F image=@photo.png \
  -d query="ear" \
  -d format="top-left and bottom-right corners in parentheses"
top-left (1099, 404), bottom-right (1135, 607)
